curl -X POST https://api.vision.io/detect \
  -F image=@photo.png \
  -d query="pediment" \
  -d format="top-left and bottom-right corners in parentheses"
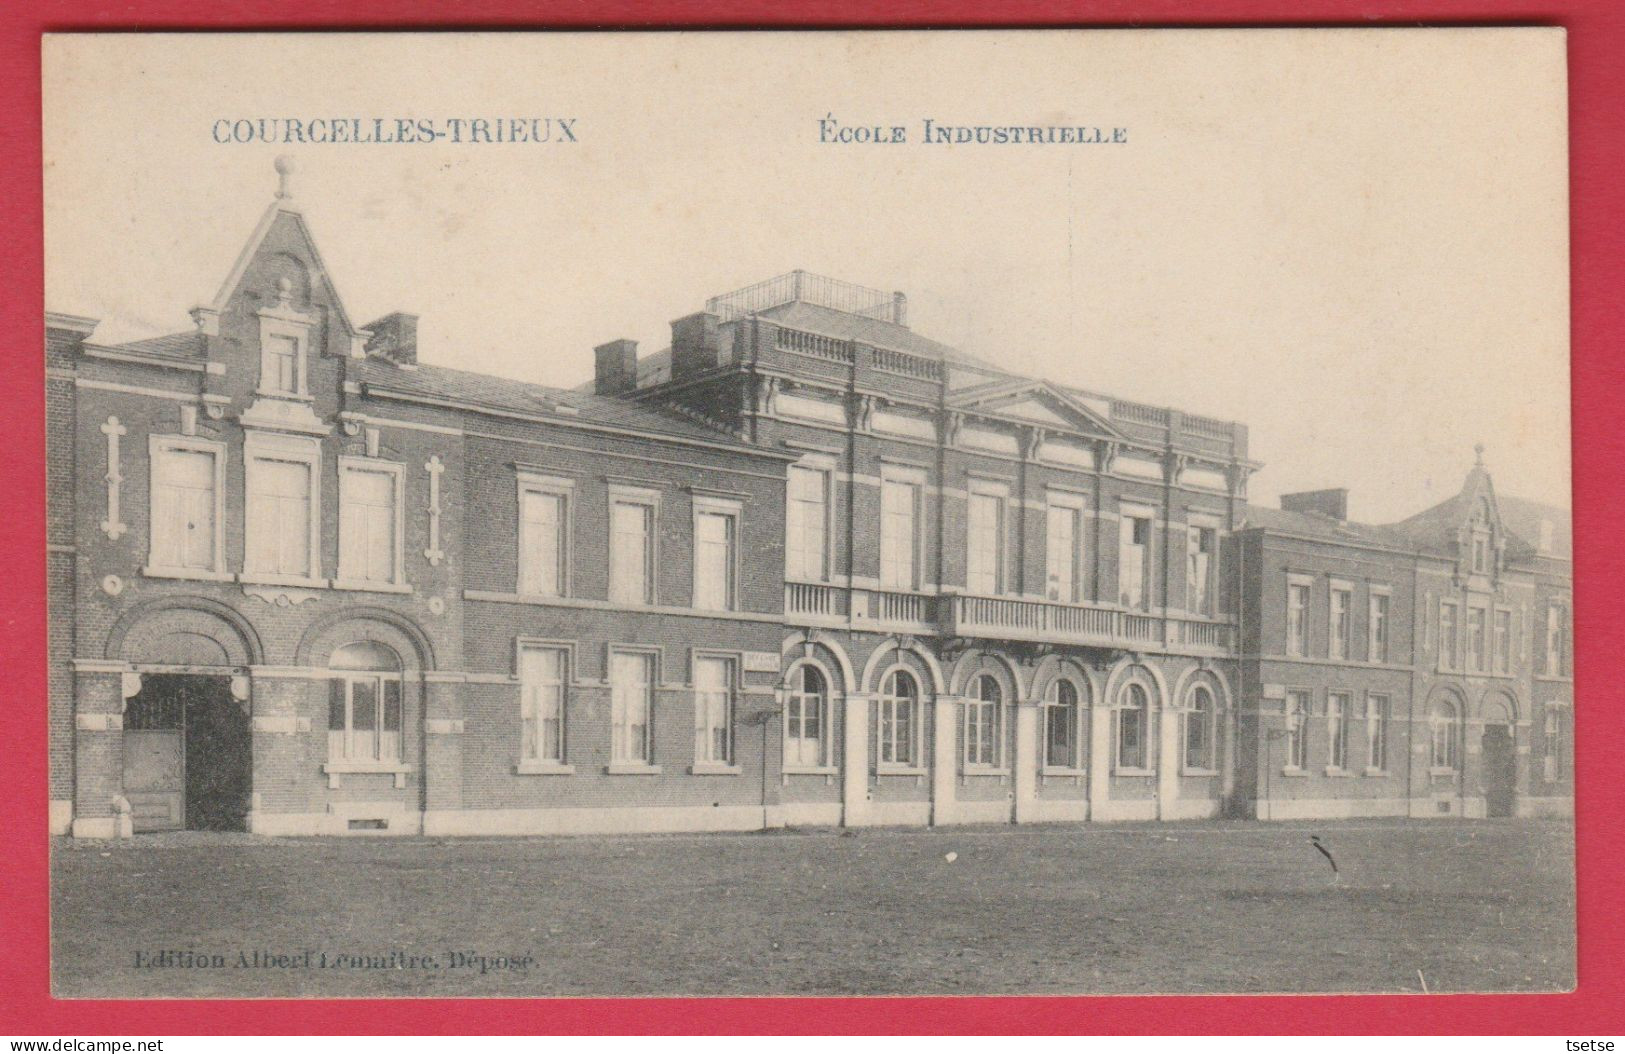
top-left (950, 380), bottom-right (1124, 440)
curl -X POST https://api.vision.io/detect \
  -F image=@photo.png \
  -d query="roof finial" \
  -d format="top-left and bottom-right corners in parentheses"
top-left (274, 155), bottom-right (296, 200)
top-left (1474, 442), bottom-right (1485, 467)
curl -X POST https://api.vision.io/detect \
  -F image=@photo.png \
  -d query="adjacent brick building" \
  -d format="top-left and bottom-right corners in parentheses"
top-left (45, 170), bottom-right (1572, 837)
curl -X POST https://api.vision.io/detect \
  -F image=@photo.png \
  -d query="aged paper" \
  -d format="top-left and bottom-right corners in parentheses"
top-left (43, 30), bottom-right (1571, 997)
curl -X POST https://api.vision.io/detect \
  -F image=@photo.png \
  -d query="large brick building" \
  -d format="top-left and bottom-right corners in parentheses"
top-left (44, 170), bottom-right (1572, 837)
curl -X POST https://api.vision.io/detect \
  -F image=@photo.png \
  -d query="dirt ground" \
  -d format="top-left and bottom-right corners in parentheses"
top-left (50, 817), bottom-right (1575, 998)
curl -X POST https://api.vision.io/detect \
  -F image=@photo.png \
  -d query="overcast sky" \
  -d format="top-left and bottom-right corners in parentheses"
top-left (43, 30), bottom-right (1570, 523)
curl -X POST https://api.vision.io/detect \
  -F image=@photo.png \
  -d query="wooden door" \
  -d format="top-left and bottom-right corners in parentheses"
top-left (123, 729), bottom-right (184, 831)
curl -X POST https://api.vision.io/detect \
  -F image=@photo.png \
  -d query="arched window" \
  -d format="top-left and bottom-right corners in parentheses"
top-left (1429, 699), bottom-right (1460, 770)
top-left (963, 673), bottom-right (1002, 768)
top-left (1043, 678), bottom-right (1084, 770)
top-left (1116, 681), bottom-right (1150, 771)
top-left (328, 641), bottom-right (402, 763)
top-left (785, 664), bottom-right (829, 768)
top-left (1184, 684), bottom-right (1214, 770)
top-left (878, 669), bottom-right (918, 768)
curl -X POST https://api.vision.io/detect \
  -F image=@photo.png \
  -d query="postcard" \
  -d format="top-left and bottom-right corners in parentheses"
top-left (41, 29), bottom-right (1572, 997)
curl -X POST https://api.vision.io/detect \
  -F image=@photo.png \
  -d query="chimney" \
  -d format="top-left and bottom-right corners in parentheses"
top-left (364, 312), bottom-right (419, 366)
top-left (670, 311), bottom-right (722, 379)
top-left (1281, 488), bottom-right (1349, 521)
top-left (594, 338), bottom-right (639, 396)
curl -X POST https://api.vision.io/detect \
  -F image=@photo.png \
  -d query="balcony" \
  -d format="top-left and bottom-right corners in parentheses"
top-left (784, 583), bottom-right (936, 633)
top-left (943, 594), bottom-right (1235, 654)
top-left (786, 584), bottom-right (1235, 654)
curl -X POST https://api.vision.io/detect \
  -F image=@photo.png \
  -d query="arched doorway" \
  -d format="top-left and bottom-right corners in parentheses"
top-left (1480, 696), bottom-right (1517, 818)
top-left (111, 600), bottom-right (259, 832)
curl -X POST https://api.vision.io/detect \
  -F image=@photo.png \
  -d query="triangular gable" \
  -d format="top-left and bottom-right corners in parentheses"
top-left (207, 202), bottom-right (359, 338)
top-left (950, 378), bottom-right (1125, 440)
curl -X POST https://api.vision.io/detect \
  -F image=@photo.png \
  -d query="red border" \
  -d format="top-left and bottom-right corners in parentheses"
top-left (3, 1), bottom-right (1621, 1036)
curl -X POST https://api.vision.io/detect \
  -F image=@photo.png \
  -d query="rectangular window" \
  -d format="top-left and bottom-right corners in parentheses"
top-left (1472, 535), bottom-right (1490, 574)
top-left (966, 487), bottom-right (1006, 595)
top-left (1494, 609), bottom-right (1512, 674)
top-left (610, 651), bottom-right (654, 764)
top-left (1120, 513), bottom-right (1151, 611)
top-left (880, 477), bottom-right (920, 591)
top-left (1330, 586), bottom-right (1352, 660)
top-left (263, 333), bottom-right (299, 395)
top-left (1440, 601), bottom-right (1460, 670)
top-left (1284, 690), bottom-right (1310, 770)
top-left (1365, 694), bottom-right (1390, 772)
top-left (1287, 582), bottom-right (1310, 657)
top-left (1467, 607), bottom-right (1487, 672)
top-left (693, 507), bottom-right (738, 611)
top-left (245, 455), bottom-right (314, 578)
top-left (1546, 605), bottom-right (1565, 675)
top-left (609, 496), bottom-right (655, 605)
top-left (1327, 691), bottom-right (1351, 770)
top-left (1369, 593), bottom-right (1391, 663)
top-left (693, 655), bottom-right (735, 766)
top-left (518, 480), bottom-right (570, 597)
top-left (785, 465), bottom-right (829, 582)
top-left (1544, 709), bottom-right (1562, 781)
top-left (1045, 498), bottom-right (1084, 603)
top-left (149, 443), bottom-right (219, 572)
top-left (519, 646), bottom-right (567, 764)
top-left (328, 675), bottom-right (401, 763)
top-left (338, 463), bottom-right (400, 585)
top-left (1188, 526), bottom-right (1216, 616)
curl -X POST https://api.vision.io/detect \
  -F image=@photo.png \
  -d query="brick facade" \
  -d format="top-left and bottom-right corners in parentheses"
top-left (44, 187), bottom-right (1572, 838)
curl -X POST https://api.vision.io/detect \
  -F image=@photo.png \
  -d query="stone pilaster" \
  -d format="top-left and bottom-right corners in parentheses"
top-left (423, 673), bottom-right (465, 813)
top-left (1012, 699), bottom-right (1039, 824)
top-left (931, 695), bottom-right (960, 826)
top-left (842, 692), bottom-right (870, 826)
top-left (246, 672), bottom-right (311, 831)
top-left (71, 662), bottom-right (128, 838)
top-left (1157, 702), bottom-right (1181, 819)
top-left (1088, 703), bottom-right (1112, 819)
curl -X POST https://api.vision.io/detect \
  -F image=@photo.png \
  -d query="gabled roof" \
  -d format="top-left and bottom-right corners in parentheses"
top-left (1381, 463), bottom-right (1498, 557)
top-left (207, 199), bottom-right (360, 338)
top-left (351, 358), bottom-right (773, 454)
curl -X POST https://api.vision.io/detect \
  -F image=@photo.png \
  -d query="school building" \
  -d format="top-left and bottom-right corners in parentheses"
top-left (45, 166), bottom-right (1572, 837)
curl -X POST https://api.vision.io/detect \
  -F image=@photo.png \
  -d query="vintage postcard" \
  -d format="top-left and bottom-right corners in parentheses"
top-left (41, 29), bottom-right (1572, 998)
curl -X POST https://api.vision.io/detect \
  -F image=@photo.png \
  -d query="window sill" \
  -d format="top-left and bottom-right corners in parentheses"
top-left (1181, 766), bottom-right (1220, 777)
top-left (332, 578), bottom-right (413, 595)
top-left (605, 763), bottom-right (662, 775)
top-left (783, 764), bottom-right (839, 776)
top-left (515, 761), bottom-right (575, 776)
top-left (1041, 765), bottom-right (1086, 777)
top-left (323, 760), bottom-right (411, 789)
top-left (1278, 767), bottom-right (1308, 778)
top-left (323, 761), bottom-right (412, 775)
top-left (689, 763), bottom-right (742, 776)
top-left (1323, 767), bottom-right (1355, 778)
top-left (962, 765), bottom-right (1009, 777)
top-left (240, 573), bottom-right (329, 589)
top-left (1113, 767), bottom-right (1155, 777)
top-left (1363, 766), bottom-right (1389, 778)
top-left (255, 388), bottom-right (314, 402)
top-left (1428, 766), bottom-right (1458, 777)
top-left (876, 765), bottom-right (927, 777)
top-left (143, 565), bottom-right (234, 583)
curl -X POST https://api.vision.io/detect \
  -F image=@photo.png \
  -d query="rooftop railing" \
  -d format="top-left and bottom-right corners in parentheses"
top-left (708, 270), bottom-right (907, 325)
